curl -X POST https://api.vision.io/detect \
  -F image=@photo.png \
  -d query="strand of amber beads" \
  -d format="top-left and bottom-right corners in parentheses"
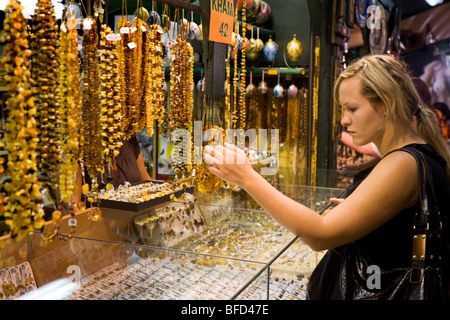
top-left (225, 45), bottom-right (231, 130)
top-left (116, 17), bottom-right (129, 136)
top-left (286, 93), bottom-right (299, 144)
top-left (118, 18), bottom-right (139, 139)
top-left (146, 24), bottom-right (166, 137)
top-left (99, 24), bottom-right (123, 171)
top-left (133, 17), bottom-right (149, 133)
top-left (239, 6), bottom-right (247, 131)
top-left (42, 200), bottom-right (79, 243)
top-left (58, 19), bottom-right (83, 207)
top-left (231, 5), bottom-right (239, 131)
top-left (2, 0), bottom-right (45, 240)
top-left (0, 132), bottom-right (4, 218)
top-left (194, 126), bottom-right (224, 194)
top-left (169, 32), bottom-right (194, 131)
top-left (31, 0), bottom-right (62, 210)
top-left (169, 29), bottom-right (194, 179)
top-left (169, 38), bottom-right (183, 130)
top-left (82, 16), bottom-right (102, 206)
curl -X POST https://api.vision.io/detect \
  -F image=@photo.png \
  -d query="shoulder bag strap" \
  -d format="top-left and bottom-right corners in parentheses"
top-left (389, 147), bottom-right (443, 273)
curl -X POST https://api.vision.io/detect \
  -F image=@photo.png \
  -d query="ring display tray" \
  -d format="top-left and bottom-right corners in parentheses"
top-left (99, 180), bottom-right (194, 212)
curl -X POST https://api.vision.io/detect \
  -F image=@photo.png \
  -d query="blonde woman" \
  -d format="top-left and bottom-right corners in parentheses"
top-left (204, 54), bottom-right (450, 300)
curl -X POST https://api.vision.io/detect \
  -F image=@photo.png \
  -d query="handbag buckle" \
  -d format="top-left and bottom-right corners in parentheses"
top-left (409, 267), bottom-right (424, 283)
top-left (412, 233), bottom-right (426, 261)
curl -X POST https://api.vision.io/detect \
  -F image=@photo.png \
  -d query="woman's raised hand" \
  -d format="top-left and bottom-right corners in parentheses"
top-left (203, 142), bottom-right (255, 188)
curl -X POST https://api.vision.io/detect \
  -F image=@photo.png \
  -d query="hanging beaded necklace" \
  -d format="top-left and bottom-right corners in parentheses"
top-left (99, 24), bottom-right (123, 192)
top-left (3, 0), bottom-right (46, 240)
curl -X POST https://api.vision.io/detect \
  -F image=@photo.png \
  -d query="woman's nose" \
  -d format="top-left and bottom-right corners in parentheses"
top-left (341, 111), bottom-right (351, 127)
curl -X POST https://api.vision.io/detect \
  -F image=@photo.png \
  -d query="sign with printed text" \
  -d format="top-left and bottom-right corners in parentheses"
top-left (209, 0), bottom-right (234, 44)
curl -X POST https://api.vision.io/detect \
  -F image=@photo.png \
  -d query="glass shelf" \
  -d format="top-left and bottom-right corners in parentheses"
top-left (166, 67), bottom-right (309, 76)
top-left (230, 67), bottom-right (309, 77)
top-left (245, 67), bottom-right (308, 76)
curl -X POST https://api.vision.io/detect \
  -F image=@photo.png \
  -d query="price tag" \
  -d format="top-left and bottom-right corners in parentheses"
top-left (106, 33), bottom-right (121, 41)
top-left (83, 19), bottom-right (92, 30)
top-left (120, 27), bottom-right (130, 34)
top-left (127, 42), bottom-right (137, 49)
top-left (209, 0), bottom-right (234, 44)
top-left (22, 9), bottom-right (32, 20)
top-left (141, 25), bottom-right (147, 32)
top-left (68, 218), bottom-right (77, 227)
top-left (60, 22), bottom-right (67, 33)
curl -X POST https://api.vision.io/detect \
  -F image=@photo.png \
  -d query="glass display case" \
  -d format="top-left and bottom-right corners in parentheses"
top-left (0, 233), bottom-right (268, 300)
top-left (0, 184), bottom-right (344, 300)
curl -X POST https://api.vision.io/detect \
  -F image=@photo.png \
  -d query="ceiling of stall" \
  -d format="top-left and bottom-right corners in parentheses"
top-left (389, 0), bottom-right (450, 18)
top-left (83, 0), bottom-right (450, 52)
top-left (349, 0), bottom-right (450, 50)
top-left (400, 1), bottom-right (450, 42)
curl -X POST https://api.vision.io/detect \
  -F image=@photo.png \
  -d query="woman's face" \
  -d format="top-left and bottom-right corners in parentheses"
top-left (339, 76), bottom-right (386, 146)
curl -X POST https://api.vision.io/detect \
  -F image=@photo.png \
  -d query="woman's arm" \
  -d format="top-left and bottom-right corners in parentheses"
top-left (339, 156), bottom-right (380, 172)
top-left (205, 143), bottom-right (418, 251)
top-left (137, 152), bottom-right (152, 181)
top-left (340, 131), bottom-right (381, 158)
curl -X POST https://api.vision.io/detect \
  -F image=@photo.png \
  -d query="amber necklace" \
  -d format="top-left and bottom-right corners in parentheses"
top-left (82, 16), bottom-right (103, 212)
top-left (146, 23), bottom-right (166, 137)
top-left (3, 0), bottom-right (45, 240)
top-left (169, 9), bottom-right (194, 179)
top-left (99, 23), bottom-right (123, 192)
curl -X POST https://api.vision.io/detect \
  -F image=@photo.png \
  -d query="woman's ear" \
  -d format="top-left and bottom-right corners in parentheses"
top-left (373, 101), bottom-right (387, 118)
top-left (378, 97), bottom-right (391, 119)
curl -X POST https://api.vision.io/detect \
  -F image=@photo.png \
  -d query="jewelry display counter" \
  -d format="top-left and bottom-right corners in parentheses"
top-left (0, 184), bottom-right (344, 300)
top-left (0, 233), bottom-right (268, 300)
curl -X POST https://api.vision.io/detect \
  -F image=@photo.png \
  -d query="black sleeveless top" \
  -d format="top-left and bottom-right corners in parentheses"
top-left (348, 144), bottom-right (449, 275)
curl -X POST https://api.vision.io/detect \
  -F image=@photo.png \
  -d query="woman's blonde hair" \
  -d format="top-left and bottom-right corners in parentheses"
top-left (334, 54), bottom-right (450, 179)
